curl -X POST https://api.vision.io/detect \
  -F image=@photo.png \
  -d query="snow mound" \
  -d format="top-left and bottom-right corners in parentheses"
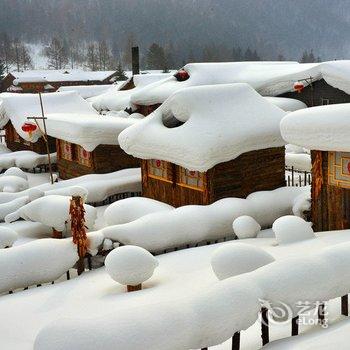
top-left (211, 243), bottom-right (274, 280)
top-left (105, 246), bottom-right (158, 286)
top-left (0, 196), bottom-right (30, 222)
top-left (103, 197), bottom-right (174, 226)
top-left (0, 227), bottom-right (17, 248)
top-left (3, 167), bottom-right (28, 180)
top-left (5, 195), bottom-right (97, 232)
top-left (232, 215), bottom-right (261, 239)
top-left (0, 238), bottom-right (78, 293)
top-left (0, 175), bottom-right (29, 192)
top-left (0, 151), bottom-right (56, 171)
top-left (272, 215), bottom-right (315, 245)
top-left (103, 187), bottom-right (309, 251)
top-left (292, 192), bottom-right (311, 219)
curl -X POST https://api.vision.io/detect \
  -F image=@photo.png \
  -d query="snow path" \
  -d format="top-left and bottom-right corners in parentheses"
top-left (1, 230), bottom-right (350, 349)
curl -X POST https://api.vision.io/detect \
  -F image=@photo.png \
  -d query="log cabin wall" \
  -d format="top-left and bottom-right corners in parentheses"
top-left (311, 150), bottom-right (350, 232)
top-left (279, 79), bottom-right (350, 107)
top-left (4, 122), bottom-right (56, 154)
top-left (209, 147), bottom-right (286, 202)
top-left (57, 140), bottom-right (139, 179)
top-left (141, 147), bottom-right (285, 207)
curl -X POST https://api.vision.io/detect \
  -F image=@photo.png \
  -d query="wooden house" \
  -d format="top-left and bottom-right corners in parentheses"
top-left (45, 113), bottom-right (140, 179)
top-left (119, 83), bottom-right (287, 207)
top-left (1, 70), bottom-right (118, 93)
top-left (90, 73), bottom-right (171, 115)
top-left (280, 103), bottom-right (350, 232)
top-left (0, 91), bottom-right (98, 154)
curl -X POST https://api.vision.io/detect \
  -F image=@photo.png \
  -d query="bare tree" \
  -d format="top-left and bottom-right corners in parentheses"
top-left (98, 40), bottom-right (112, 70)
top-left (44, 37), bottom-right (68, 70)
top-left (86, 43), bottom-right (98, 71)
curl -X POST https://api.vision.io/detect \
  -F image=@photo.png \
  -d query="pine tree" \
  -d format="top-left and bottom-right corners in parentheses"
top-left (146, 43), bottom-right (167, 70)
top-left (115, 62), bottom-right (127, 80)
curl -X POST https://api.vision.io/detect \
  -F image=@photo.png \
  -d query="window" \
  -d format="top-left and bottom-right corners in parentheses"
top-left (177, 166), bottom-right (205, 191)
top-left (77, 145), bottom-right (93, 167)
top-left (321, 98), bottom-right (330, 105)
top-left (60, 140), bottom-right (74, 161)
top-left (148, 159), bottom-right (172, 182)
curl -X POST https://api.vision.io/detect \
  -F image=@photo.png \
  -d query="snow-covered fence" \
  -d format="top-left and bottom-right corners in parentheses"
top-left (286, 166), bottom-right (311, 187)
top-left (34, 241), bottom-right (350, 350)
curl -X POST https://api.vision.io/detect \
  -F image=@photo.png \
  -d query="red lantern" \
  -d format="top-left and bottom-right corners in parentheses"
top-left (21, 122), bottom-right (37, 138)
top-left (156, 160), bottom-right (161, 167)
top-left (293, 82), bottom-right (304, 93)
top-left (347, 162), bottom-right (350, 175)
top-left (174, 69), bottom-right (189, 82)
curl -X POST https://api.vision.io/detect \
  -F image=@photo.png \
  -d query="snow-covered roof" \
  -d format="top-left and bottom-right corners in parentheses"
top-left (10, 69), bottom-right (117, 84)
top-left (45, 113), bottom-right (139, 151)
top-left (89, 73), bottom-right (172, 112)
top-left (57, 84), bottom-right (114, 99)
top-left (281, 103), bottom-right (350, 152)
top-left (130, 61), bottom-right (322, 106)
top-left (119, 83), bottom-right (286, 172)
top-left (264, 97), bottom-right (307, 112)
top-left (130, 60), bottom-right (350, 106)
top-left (0, 92), bottom-right (98, 141)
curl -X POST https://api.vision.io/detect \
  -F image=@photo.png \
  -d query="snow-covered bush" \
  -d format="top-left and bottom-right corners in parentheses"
top-left (0, 238), bottom-right (78, 293)
top-left (0, 175), bottom-right (29, 192)
top-left (232, 215), bottom-right (261, 239)
top-left (104, 197), bottom-right (174, 226)
top-left (292, 191), bottom-right (311, 219)
top-left (105, 246), bottom-right (158, 287)
top-left (0, 227), bottom-right (17, 248)
top-left (272, 215), bottom-right (315, 245)
top-left (5, 195), bottom-right (97, 232)
top-left (211, 243), bottom-right (274, 280)
top-left (3, 167), bottom-right (28, 180)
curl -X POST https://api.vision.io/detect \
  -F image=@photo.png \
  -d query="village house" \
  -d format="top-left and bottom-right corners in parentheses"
top-left (1, 69), bottom-right (118, 93)
top-left (281, 103), bottom-right (350, 232)
top-left (44, 113), bottom-right (140, 179)
top-left (119, 83), bottom-right (288, 207)
top-left (89, 72), bottom-right (172, 115)
top-left (0, 91), bottom-right (97, 155)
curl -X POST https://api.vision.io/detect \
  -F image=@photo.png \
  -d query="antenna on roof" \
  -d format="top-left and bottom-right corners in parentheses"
top-left (132, 46), bottom-right (140, 76)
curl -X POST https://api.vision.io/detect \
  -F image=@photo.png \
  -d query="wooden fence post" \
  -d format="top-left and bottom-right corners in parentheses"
top-left (261, 307), bottom-right (269, 345)
top-left (318, 303), bottom-right (326, 326)
top-left (341, 295), bottom-right (349, 316)
top-left (291, 316), bottom-right (299, 336)
top-left (232, 331), bottom-right (240, 350)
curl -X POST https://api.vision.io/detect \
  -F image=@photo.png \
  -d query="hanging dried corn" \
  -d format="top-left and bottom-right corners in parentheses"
top-left (312, 151), bottom-right (323, 199)
top-left (70, 195), bottom-right (89, 274)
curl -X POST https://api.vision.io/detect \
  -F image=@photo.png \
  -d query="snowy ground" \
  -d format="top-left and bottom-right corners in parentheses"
top-left (1, 229), bottom-right (350, 349)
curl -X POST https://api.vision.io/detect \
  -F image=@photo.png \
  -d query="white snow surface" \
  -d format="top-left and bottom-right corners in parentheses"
top-left (5, 195), bottom-right (97, 232)
top-left (3, 167), bottom-right (28, 180)
top-left (130, 60), bottom-right (350, 106)
top-left (57, 84), bottom-right (114, 99)
top-left (0, 175), bottom-right (29, 192)
top-left (281, 103), bottom-right (350, 152)
top-left (0, 238), bottom-right (78, 293)
top-left (44, 113), bottom-right (140, 151)
top-left (34, 238), bottom-right (350, 350)
top-left (0, 228), bottom-right (349, 349)
top-left (0, 91), bottom-right (97, 141)
top-left (105, 246), bottom-right (159, 286)
top-left (264, 97), bottom-right (307, 112)
top-left (0, 168), bottom-right (141, 205)
top-left (89, 73), bottom-right (172, 112)
top-left (102, 186), bottom-right (308, 251)
top-left (0, 226), bottom-right (18, 248)
top-left (272, 215), bottom-right (315, 245)
top-left (232, 215), bottom-right (261, 239)
top-left (119, 83), bottom-right (286, 172)
top-left (211, 243), bottom-right (275, 280)
top-left (0, 151), bottom-right (57, 171)
top-left (103, 197), bottom-right (173, 226)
